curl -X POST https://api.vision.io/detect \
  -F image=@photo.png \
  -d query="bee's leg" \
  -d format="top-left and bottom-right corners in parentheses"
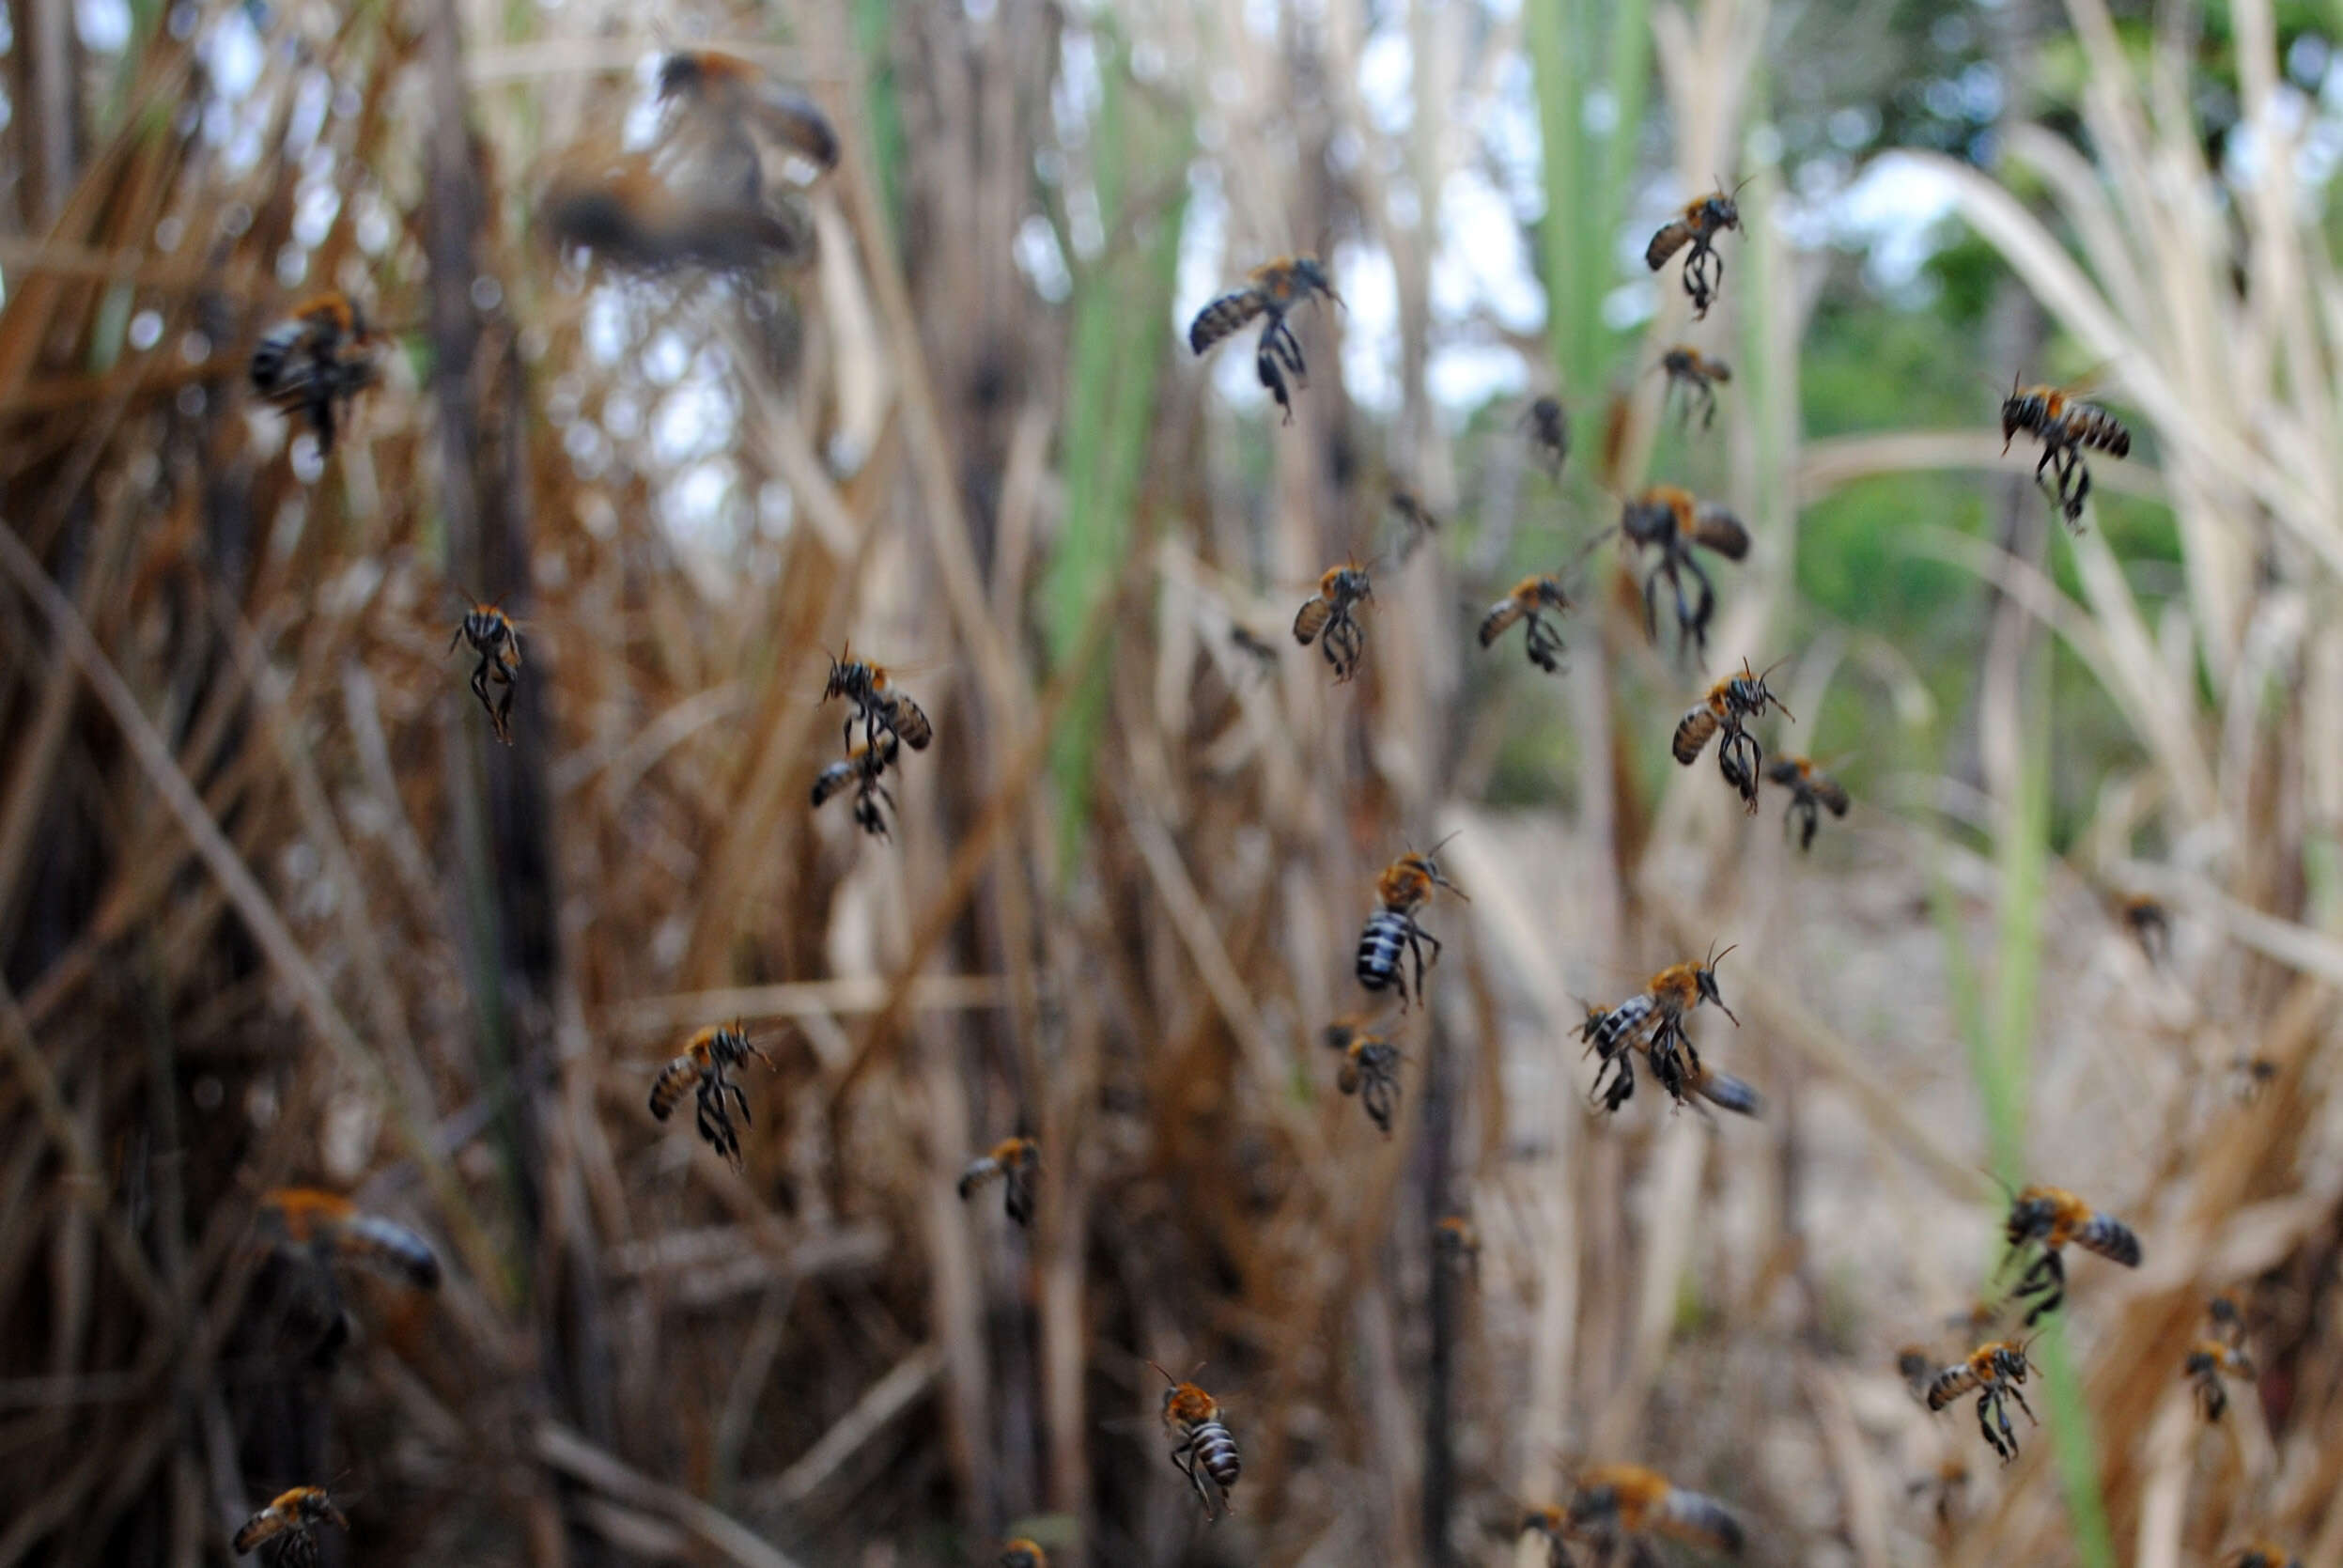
top-left (472, 654), bottom-right (492, 714)
top-left (1641, 566), bottom-right (1665, 643)
top-left (1364, 1075), bottom-right (1393, 1135)
top-left (2005, 1379), bottom-right (2038, 1427)
top-left (725, 1076), bottom-right (752, 1126)
top-left (1699, 383), bottom-right (1717, 430)
top-left (2065, 459), bottom-right (2092, 526)
top-left (2021, 1252), bottom-right (2066, 1326)
top-left (314, 393), bottom-right (338, 456)
top-left (1602, 1049), bottom-right (1636, 1112)
top-left (1255, 343), bottom-right (1296, 425)
top-left (1798, 800), bottom-right (1819, 851)
top-left (1978, 1391), bottom-right (2010, 1462)
top-left (1526, 614), bottom-right (1565, 673)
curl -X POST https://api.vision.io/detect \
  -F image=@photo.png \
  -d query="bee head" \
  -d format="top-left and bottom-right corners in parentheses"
top-left (1694, 941), bottom-right (1740, 1023)
top-left (1293, 256), bottom-right (1343, 309)
top-left (1999, 369), bottom-right (2028, 452)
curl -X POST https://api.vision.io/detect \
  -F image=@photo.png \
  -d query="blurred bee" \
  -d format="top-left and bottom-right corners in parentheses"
top-left (957, 1135), bottom-right (1040, 1227)
top-left (250, 293), bottom-right (383, 456)
top-left (1389, 488), bottom-right (1440, 565)
top-left (1188, 255), bottom-right (1342, 425)
top-left (1479, 574), bottom-right (1572, 674)
top-left (1148, 1361), bottom-right (1241, 1522)
top-left (1616, 486), bottom-right (1749, 661)
top-left (2184, 1296), bottom-right (2258, 1421)
top-left (1673, 658), bottom-right (1793, 815)
top-left (2116, 893), bottom-right (2169, 965)
top-left (1654, 346), bottom-right (1732, 430)
top-left (648, 1022), bottom-right (775, 1171)
top-left (543, 160), bottom-right (815, 272)
top-left (654, 49), bottom-right (840, 188)
top-left (1906, 1454), bottom-right (1969, 1535)
top-left (1645, 180), bottom-right (1747, 319)
top-left (234, 1485), bottom-right (349, 1566)
top-left (1292, 563), bottom-right (1375, 683)
top-left (1356, 838), bottom-right (1468, 1008)
top-left (1586, 943), bottom-right (1740, 1112)
top-left (2000, 373), bottom-right (2132, 529)
top-left (257, 1188), bottom-right (442, 1292)
top-left (2000, 1184), bottom-right (2143, 1325)
top-left (1766, 756), bottom-right (1848, 850)
top-left (822, 644), bottom-right (934, 754)
top-left (1229, 623), bottom-right (1280, 675)
top-left (1926, 1338), bottom-right (2037, 1463)
top-left (996, 1542), bottom-right (1048, 1568)
top-left (1568, 1465), bottom-right (1746, 1563)
top-left (2221, 1544), bottom-right (2302, 1568)
top-left (1517, 1507), bottom-right (1572, 1568)
top-left (1435, 1215), bottom-right (1480, 1267)
top-left (812, 731), bottom-right (899, 840)
top-left (1521, 396), bottom-right (1570, 480)
top-left (1896, 1345), bottom-right (1938, 1401)
top-left (448, 596), bottom-right (522, 745)
top-left (1335, 1029), bottom-right (1404, 1136)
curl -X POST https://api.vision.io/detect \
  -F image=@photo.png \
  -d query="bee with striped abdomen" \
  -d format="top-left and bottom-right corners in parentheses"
top-left (1767, 756), bottom-right (1848, 849)
top-left (2221, 1544), bottom-right (2302, 1568)
top-left (251, 293), bottom-right (384, 455)
top-left (2001, 1184), bottom-right (2142, 1325)
top-left (1654, 345), bottom-right (1732, 429)
top-left (812, 731), bottom-right (900, 840)
top-left (1293, 563), bottom-right (1375, 683)
top-left (1522, 396), bottom-right (1570, 479)
top-left (1149, 1361), bottom-right (1241, 1522)
top-left (2185, 1296), bottom-right (2258, 1421)
top-left (448, 595), bottom-right (523, 745)
top-left (1617, 486), bottom-right (1749, 661)
top-left (1645, 181), bottom-right (1747, 319)
top-left (1334, 1028), bottom-right (1404, 1136)
top-left (234, 1485), bottom-right (349, 1565)
top-left (1586, 943), bottom-right (1740, 1113)
top-left (2000, 373), bottom-right (2132, 529)
top-left (1479, 574), bottom-right (1573, 674)
top-left (1673, 658), bottom-right (1792, 815)
top-left (957, 1136), bottom-right (1040, 1226)
top-left (649, 1022), bottom-right (775, 1170)
top-left (822, 644), bottom-right (934, 755)
top-left (1188, 256), bottom-right (1342, 425)
top-left (1569, 1464), bottom-right (1746, 1562)
top-left (1926, 1338), bottom-right (2037, 1463)
top-left (996, 1542), bottom-right (1048, 1568)
top-left (1356, 838), bottom-right (1468, 1009)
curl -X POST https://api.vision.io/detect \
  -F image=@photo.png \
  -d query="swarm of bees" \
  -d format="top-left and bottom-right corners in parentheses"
top-left (2184, 1295), bottom-right (2258, 1421)
top-left (1188, 256), bottom-right (1343, 424)
top-left (234, 1485), bottom-right (349, 1567)
top-left (1149, 1361), bottom-right (1242, 1522)
top-left (249, 293), bottom-right (385, 455)
top-left (957, 1135), bottom-right (1041, 1226)
top-left (1672, 657), bottom-right (1792, 814)
top-left (648, 1022), bottom-right (774, 1170)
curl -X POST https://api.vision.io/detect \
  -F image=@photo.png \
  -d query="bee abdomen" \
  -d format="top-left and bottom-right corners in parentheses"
top-left (1811, 776), bottom-right (1852, 815)
top-left (884, 694), bottom-right (934, 750)
top-left (1190, 1420), bottom-right (1241, 1489)
top-left (1672, 706), bottom-right (1720, 764)
top-left (335, 1215), bottom-right (442, 1290)
top-left (1188, 289), bottom-right (1266, 354)
top-left (1645, 221), bottom-right (1693, 270)
top-left (2071, 407), bottom-right (2131, 457)
top-left (1356, 910), bottom-right (1407, 991)
top-left (1294, 597), bottom-right (1333, 646)
top-left (1590, 993), bottom-right (1655, 1056)
top-left (1925, 1365), bottom-right (1978, 1411)
top-left (1692, 505), bottom-right (1750, 560)
top-left (2077, 1214), bottom-right (2142, 1266)
top-left (1660, 1489), bottom-right (1746, 1555)
top-left (648, 1063), bottom-right (696, 1121)
top-left (1477, 600), bottom-right (1524, 647)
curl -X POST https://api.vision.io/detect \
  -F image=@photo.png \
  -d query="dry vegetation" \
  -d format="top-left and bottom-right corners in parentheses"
top-left (1, 0), bottom-right (2340, 1566)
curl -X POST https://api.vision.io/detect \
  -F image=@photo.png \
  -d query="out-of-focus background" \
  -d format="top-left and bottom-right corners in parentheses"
top-left (3, 0), bottom-right (2341, 1563)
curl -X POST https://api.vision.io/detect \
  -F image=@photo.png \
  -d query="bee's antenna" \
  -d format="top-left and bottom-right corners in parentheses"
top-left (1145, 1358), bottom-right (1178, 1388)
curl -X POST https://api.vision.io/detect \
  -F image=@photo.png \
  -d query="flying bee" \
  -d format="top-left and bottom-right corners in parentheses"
top-left (654, 49), bottom-right (840, 183)
top-left (1292, 563), bottom-right (1375, 683)
top-left (1616, 486), bottom-right (1748, 661)
top-left (234, 1485), bottom-right (349, 1566)
top-left (1653, 346), bottom-right (1732, 430)
top-left (821, 643), bottom-right (934, 754)
top-left (1586, 943), bottom-right (1740, 1113)
top-left (648, 1022), bottom-right (775, 1171)
top-left (1229, 622), bottom-right (1281, 675)
top-left (1766, 756), bottom-right (1848, 850)
top-left (1435, 1215), bottom-right (1481, 1272)
top-left (996, 1542), bottom-right (1048, 1568)
top-left (541, 157), bottom-right (815, 272)
top-left (448, 594), bottom-right (523, 745)
top-left (1356, 837), bottom-right (1468, 1009)
top-left (2221, 1544), bottom-right (2302, 1568)
top-left (1389, 488), bottom-right (1441, 565)
top-left (2184, 1296), bottom-right (2258, 1421)
top-left (1568, 1465), bottom-right (1746, 1562)
top-left (1148, 1360), bottom-right (1241, 1522)
top-left (1645, 180), bottom-right (1747, 319)
top-left (2000, 372), bottom-right (2132, 529)
top-left (1188, 255), bottom-right (1342, 425)
top-left (1335, 1030), bottom-right (1404, 1136)
top-left (250, 292), bottom-right (384, 456)
top-left (256, 1188), bottom-right (442, 1292)
top-left (1673, 658), bottom-right (1793, 815)
top-left (1927, 1338), bottom-right (2038, 1464)
top-left (811, 731), bottom-right (899, 839)
top-left (1479, 574), bottom-right (1573, 674)
top-left (2116, 893), bottom-right (2170, 965)
top-left (1999, 1183), bottom-right (2143, 1325)
top-left (957, 1135), bottom-right (1041, 1227)
top-left (1520, 396), bottom-right (1570, 480)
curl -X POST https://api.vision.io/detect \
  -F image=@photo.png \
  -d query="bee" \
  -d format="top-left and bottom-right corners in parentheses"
top-left (1654, 345), bottom-right (1732, 429)
top-left (1292, 564), bottom-right (1375, 683)
top-left (250, 293), bottom-right (384, 456)
top-left (2117, 893), bottom-right (2169, 965)
top-left (1766, 756), bottom-right (1848, 850)
top-left (1188, 255), bottom-right (1342, 425)
top-left (1673, 659), bottom-right (1793, 815)
top-left (2221, 1544), bottom-right (2302, 1568)
top-left (1521, 396), bottom-right (1570, 480)
top-left (1479, 574), bottom-right (1573, 674)
top-left (233, 1485), bottom-right (349, 1566)
top-left (2000, 1184), bottom-right (2143, 1325)
top-left (1926, 1338), bottom-right (2038, 1463)
top-left (811, 731), bottom-right (900, 840)
top-left (1645, 181), bottom-right (1746, 319)
top-left (1906, 1454), bottom-right (1969, 1534)
top-left (1616, 486), bottom-right (1749, 661)
top-left (1389, 488), bottom-right (1441, 566)
top-left (1435, 1215), bottom-right (1480, 1268)
top-left (1334, 1029), bottom-right (1404, 1136)
top-left (822, 644), bottom-right (934, 754)
top-left (448, 596), bottom-right (522, 745)
top-left (1229, 623), bottom-right (1281, 674)
top-left (648, 1022), bottom-right (775, 1171)
top-left (2184, 1296), bottom-right (2258, 1421)
top-left (1586, 943), bottom-right (1740, 1113)
top-left (996, 1542), bottom-right (1048, 1568)
top-left (257, 1188), bottom-right (442, 1292)
top-left (1568, 1464), bottom-right (1746, 1562)
top-left (2000, 373), bottom-right (2132, 529)
top-left (957, 1136), bottom-right (1041, 1227)
top-left (1148, 1360), bottom-right (1240, 1522)
top-left (1356, 838), bottom-right (1468, 1009)
top-left (654, 50), bottom-right (840, 183)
